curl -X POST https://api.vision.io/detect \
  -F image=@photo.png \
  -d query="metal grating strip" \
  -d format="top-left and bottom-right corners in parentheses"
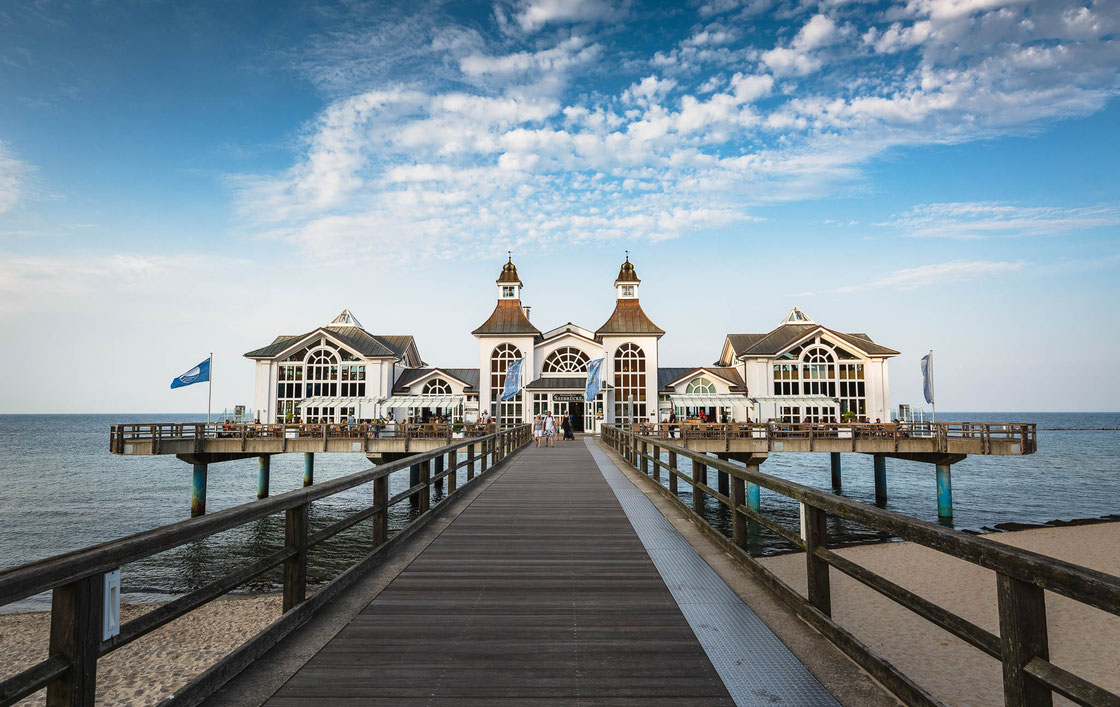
top-left (586, 438), bottom-right (839, 707)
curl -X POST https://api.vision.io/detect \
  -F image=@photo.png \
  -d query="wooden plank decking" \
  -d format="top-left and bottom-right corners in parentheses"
top-left (265, 439), bottom-right (734, 705)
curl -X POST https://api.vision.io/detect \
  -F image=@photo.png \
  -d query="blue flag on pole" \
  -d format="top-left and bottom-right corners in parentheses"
top-left (501, 359), bottom-right (523, 401)
top-left (171, 358), bottom-right (210, 389)
top-left (920, 352), bottom-right (934, 405)
top-left (585, 358), bottom-right (605, 402)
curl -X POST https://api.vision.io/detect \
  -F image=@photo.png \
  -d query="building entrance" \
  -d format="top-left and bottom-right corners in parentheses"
top-left (569, 401), bottom-right (585, 432)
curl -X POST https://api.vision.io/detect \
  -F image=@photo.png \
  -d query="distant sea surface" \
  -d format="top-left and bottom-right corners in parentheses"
top-left (1, 413), bottom-right (1118, 611)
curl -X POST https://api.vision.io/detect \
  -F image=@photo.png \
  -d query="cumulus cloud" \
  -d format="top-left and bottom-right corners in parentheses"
top-left (236, 0), bottom-right (1120, 262)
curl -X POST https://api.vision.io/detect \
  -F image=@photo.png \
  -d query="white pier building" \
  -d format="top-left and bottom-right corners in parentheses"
top-left (245, 257), bottom-right (897, 429)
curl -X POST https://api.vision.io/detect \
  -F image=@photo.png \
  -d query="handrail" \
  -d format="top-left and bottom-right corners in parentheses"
top-left (0, 425), bottom-right (532, 707)
top-left (603, 425), bottom-right (1118, 707)
top-left (109, 421), bottom-right (496, 453)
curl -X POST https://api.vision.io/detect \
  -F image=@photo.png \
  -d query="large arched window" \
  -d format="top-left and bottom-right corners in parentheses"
top-left (302, 347), bottom-right (340, 421)
top-left (685, 377), bottom-right (715, 394)
top-left (800, 346), bottom-right (837, 422)
top-left (490, 343), bottom-right (523, 420)
top-left (613, 343), bottom-right (646, 424)
top-left (423, 378), bottom-right (452, 395)
top-left (543, 346), bottom-right (590, 373)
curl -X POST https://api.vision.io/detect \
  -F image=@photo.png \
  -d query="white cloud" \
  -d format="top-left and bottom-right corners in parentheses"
top-left (879, 202), bottom-right (1120, 239)
top-left (797, 259), bottom-right (1025, 295)
top-left (0, 143), bottom-right (29, 214)
top-left (512, 0), bottom-right (618, 33)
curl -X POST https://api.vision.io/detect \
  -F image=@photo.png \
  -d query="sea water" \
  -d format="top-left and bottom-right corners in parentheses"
top-left (0, 413), bottom-right (1117, 610)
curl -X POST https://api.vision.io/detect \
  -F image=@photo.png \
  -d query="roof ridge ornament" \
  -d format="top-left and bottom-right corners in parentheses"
top-left (782, 306), bottom-right (813, 325)
top-left (330, 308), bottom-right (363, 329)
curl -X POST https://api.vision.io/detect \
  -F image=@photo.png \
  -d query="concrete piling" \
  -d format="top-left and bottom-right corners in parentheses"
top-left (191, 464), bottom-right (207, 517)
top-left (830, 453), bottom-right (842, 489)
top-left (303, 453), bottom-right (314, 487)
top-left (873, 454), bottom-right (887, 504)
top-left (936, 463), bottom-right (953, 519)
top-left (258, 455), bottom-right (271, 499)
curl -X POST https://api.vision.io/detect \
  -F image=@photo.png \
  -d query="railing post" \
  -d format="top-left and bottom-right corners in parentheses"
top-left (997, 574), bottom-right (1052, 706)
top-left (372, 475), bottom-right (388, 547)
top-left (692, 459), bottom-right (705, 514)
top-left (651, 443), bottom-right (660, 482)
top-left (282, 502), bottom-right (309, 612)
top-left (716, 453), bottom-right (729, 498)
top-left (433, 454), bottom-right (445, 493)
top-left (419, 459), bottom-right (431, 513)
top-left (467, 443), bottom-right (476, 480)
top-left (804, 503), bottom-right (831, 617)
top-left (668, 450), bottom-right (678, 495)
top-left (640, 440), bottom-right (648, 475)
top-left (46, 574), bottom-right (104, 707)
top-left (731, 473), bottom-right (746, 546)
top-left (481, 438), bottom-right (489, 474)
top-left (447, 450), bottom-right (457, 494)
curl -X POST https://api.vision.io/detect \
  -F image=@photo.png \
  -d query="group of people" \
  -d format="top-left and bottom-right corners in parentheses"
top-left (532, 410), bottom-right (576, 447)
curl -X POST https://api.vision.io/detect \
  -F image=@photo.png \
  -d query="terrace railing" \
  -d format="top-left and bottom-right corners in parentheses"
top-left (603, 424), bottom-right (1117, 707)
top-left (0, 425), bottom-right (531, 707)
top-left (109, 421), bottom-right (498, 454)
top-left (622, 421), bottom-right (1037, 454)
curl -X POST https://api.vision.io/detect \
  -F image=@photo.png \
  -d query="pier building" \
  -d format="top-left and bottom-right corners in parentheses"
top-left (244, 256), bottom-right (897, 428)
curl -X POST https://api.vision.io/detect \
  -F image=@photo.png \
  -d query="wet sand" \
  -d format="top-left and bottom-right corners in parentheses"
top-left (0, 594), bottom-right (280, 706)
top-left (759, 521), bottom-right (1120, 706)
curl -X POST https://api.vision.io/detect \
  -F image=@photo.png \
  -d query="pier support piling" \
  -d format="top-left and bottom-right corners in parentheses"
top-left (873, 454), bottom-right (887, 505)
top-left (257, 456), bottom-right (271, 499)
top-left (830, 452), bottom-right (842, 489)
top-left (303, 453), bottom-right (314, 487)
top-left (191, 464), bottom-right (207, 517)
top-left (434, 455), bottom-right (445, 492)
top-left (409, 463), bottom-right (421, 510)
top-left (747, 477), bottom-right (761, 513)
top-left (716, 454), bottom-right (730, 498)
top-left (936, 463), bottom-right (953, 519)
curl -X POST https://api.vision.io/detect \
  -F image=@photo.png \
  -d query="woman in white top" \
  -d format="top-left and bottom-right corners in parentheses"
top-left (533, 415), bottom-right (543, 447)
top-left (544, 411), bottom-right (556, 447)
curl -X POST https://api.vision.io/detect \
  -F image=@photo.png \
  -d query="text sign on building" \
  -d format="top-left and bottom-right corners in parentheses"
top-left (553, 393), bottom-right (584, 402)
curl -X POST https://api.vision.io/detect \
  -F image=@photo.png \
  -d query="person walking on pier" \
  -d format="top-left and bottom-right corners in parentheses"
top-left (544, 411), bottom-right (556, 447)
top-left (562, 413), bottom-right (574, 440)
top-left (533, 414), bottom-right (543, 447)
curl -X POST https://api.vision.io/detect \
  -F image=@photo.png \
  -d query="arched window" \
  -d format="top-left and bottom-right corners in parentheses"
top-left (423, 378), bottom-right (452, 395)
top-left (801, 346), bottom-right (837, 422)
top-left (543, 346), bottom-right (590, 373)
top-left (613, 343), bottom-right (646, 424)
top-left (303, 347), bottom-right (340, 421)
top-left (685, 377), bottom-right (715, 394)
top-left (490, 343), bottom-right (523, 420)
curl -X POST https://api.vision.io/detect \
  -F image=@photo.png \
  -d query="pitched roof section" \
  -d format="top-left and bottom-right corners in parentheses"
top-left (595, 299), bottom-right (664, 337)
top-left (725, 323), bottom-right (899, 358)
top-left (243, 327), bottom-right (417, 359)
top-left (393, 367), bottom-right (480, 393)
top-left (657, 367), bottom-right (745, 391)
top-left (472, 299), bottom-right (541, 336)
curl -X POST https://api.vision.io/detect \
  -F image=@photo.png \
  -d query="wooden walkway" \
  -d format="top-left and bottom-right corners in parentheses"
top-left (265, 440), bottom-right (735, 705)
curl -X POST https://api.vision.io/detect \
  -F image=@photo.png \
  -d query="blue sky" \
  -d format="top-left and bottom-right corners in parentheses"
top-left (1, 0), bottom-right (1118, 413)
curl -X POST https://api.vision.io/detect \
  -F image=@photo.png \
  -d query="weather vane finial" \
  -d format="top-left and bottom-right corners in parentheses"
top-left (625, 249), bottom-right (629, 262)
top-left (507, 250), bottom-right (512, 263)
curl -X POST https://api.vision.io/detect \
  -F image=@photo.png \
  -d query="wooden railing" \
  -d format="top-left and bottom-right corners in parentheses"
top-left (0, 425), bottom-right (532, 707)
top-left (624, 421), bottom-right (1037, 453)
top-left (109, 421), bottom-right (497, 454)
top-left (603, 425), bottom-right (1117, 707)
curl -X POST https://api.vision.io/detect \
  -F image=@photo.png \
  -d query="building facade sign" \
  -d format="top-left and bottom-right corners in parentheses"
top-left (552, 393), bottom-right (584, 402)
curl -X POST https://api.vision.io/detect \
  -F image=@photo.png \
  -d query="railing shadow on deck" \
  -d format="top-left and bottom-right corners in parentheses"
top-left (604, 425), bottom-right (1118, 707)
top-left (0, 426), bottom-right (532, 707)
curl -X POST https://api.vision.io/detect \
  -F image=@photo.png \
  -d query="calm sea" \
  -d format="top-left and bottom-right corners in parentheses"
top-left (1, 413), bottom-right (1117, 611)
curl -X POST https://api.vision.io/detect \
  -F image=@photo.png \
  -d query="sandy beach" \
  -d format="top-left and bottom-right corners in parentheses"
top-left (759, 521), bottom-right (1120, 706)
top-left (0, 594), bottom-right (280, 706)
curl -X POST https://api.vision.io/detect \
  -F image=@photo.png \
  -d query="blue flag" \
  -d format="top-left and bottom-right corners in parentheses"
top-left (171, 358), bottom-right (210, 389)
top-left (920, 352), bottom-right (934, 405)
top-left (500, 359), bottom-right (522, 401)
top-left (585, 358), bottom-right (605, 402)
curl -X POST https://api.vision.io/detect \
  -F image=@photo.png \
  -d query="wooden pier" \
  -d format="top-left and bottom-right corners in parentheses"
top-left (0, 425), bottom-right (1117, 707)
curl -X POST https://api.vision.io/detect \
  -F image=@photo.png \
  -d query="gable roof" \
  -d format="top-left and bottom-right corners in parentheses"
top-left (472, 300), bottom-right (541, 336)
top-left (595, 299), bottom-right (664, 337)
top-left (244, 326), bottom-right (417, 360)
top-left (724, 323), bottom-right (899, 358)
top-left (393, 367), bottom-right (480, 393)
top-left (658, 366), bottom-right (745, 392)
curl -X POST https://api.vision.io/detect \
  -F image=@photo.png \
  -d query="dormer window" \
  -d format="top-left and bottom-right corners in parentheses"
top-left (502, 286), bottom-right (516, 298)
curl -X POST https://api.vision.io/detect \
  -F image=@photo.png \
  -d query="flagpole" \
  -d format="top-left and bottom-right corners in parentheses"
top-left (208, 352), bottom-right (213, 425)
